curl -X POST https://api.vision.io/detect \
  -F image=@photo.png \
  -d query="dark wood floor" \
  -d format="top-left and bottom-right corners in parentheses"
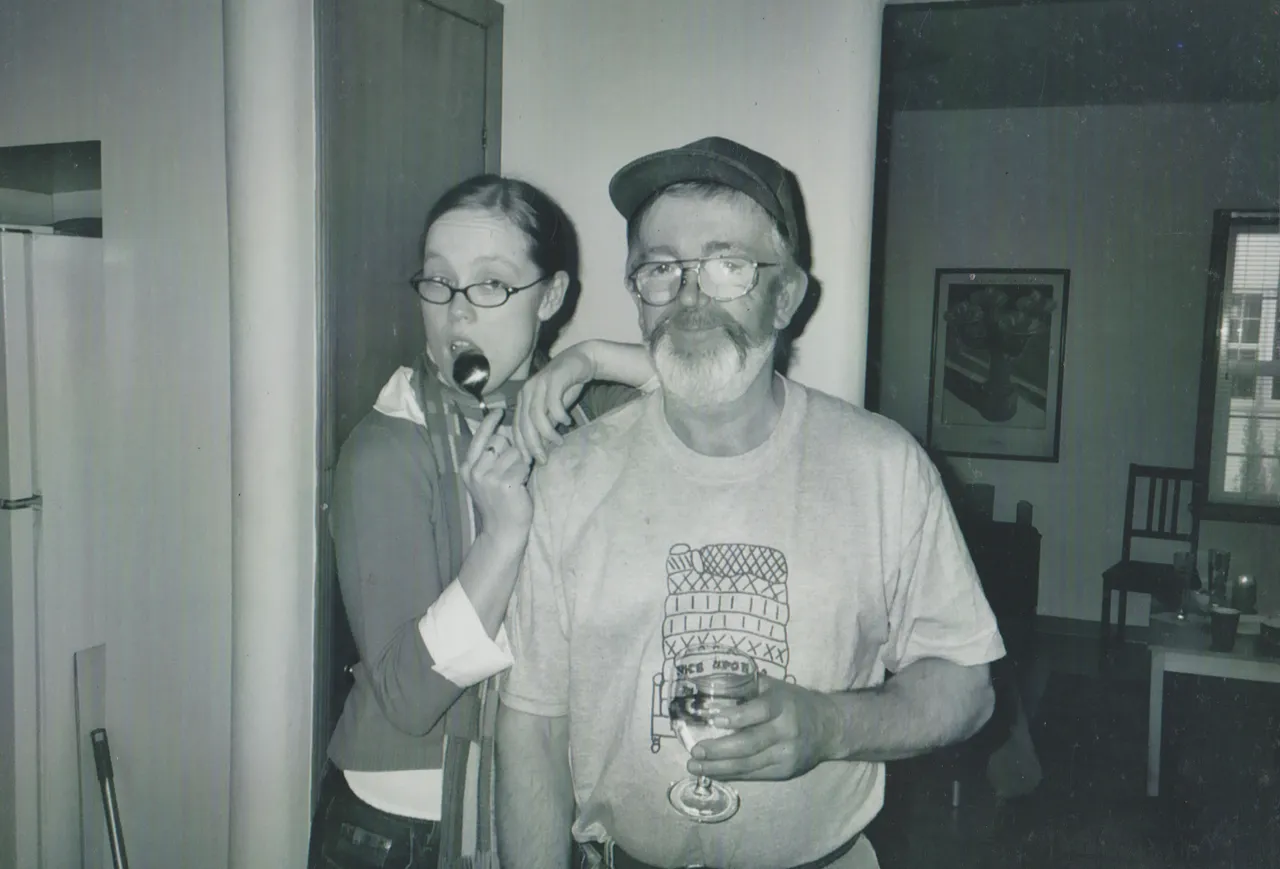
top-left (865, 630), bottom-right (1280, 868)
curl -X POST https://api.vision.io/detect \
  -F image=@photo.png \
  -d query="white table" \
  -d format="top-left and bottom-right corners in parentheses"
top-left (1147, 612), bottom-right (1280, 796)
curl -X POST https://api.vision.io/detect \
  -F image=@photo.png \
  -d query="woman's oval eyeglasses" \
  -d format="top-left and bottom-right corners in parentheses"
top-left (409, 273), bottom-right (546, 309)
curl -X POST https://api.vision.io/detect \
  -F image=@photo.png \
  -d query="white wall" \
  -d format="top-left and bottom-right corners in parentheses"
top-left (878, 103), bottom-right (1280, 622)
top-left (499, 0), bottom-right (885, 405)
top-left (0, 2), bottom-right (234, 866)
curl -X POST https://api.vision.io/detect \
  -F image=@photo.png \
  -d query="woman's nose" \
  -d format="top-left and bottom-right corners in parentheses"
top-left (448, 290), bottom-right (477, 321)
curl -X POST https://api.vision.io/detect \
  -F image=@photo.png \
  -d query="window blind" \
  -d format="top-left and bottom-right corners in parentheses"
top-left (1215, 226), bottom-right (1280, 500)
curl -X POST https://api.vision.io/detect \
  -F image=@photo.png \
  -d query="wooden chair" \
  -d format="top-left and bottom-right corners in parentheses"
top-left (1100, 464), bottom-right (1199, 648)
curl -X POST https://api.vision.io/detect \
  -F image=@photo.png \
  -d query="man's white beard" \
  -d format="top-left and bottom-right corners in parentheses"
top-left (651, 328), bottom-right (776, 407)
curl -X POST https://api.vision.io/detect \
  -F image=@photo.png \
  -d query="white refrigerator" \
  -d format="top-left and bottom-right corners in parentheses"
top-left (1, 228), bottom-right (110, 869)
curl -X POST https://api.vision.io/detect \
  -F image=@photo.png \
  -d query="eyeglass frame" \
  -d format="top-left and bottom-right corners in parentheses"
top-left (626, 256), bottom-right (779, 307)
top-left (409, 272), bottom-right (547, 308)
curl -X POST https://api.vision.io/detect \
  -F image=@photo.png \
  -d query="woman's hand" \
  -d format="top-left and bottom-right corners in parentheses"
top-left (514, 346), bottom-right (594, 464)
top-left (460, 410), bottom-right (534, 540)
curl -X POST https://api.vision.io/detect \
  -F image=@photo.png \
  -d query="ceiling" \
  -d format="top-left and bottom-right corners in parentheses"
top-left (883, 0), bottom-right (1280, 111)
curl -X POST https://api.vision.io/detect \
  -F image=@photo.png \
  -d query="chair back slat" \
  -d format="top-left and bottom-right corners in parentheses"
top-left (1121, 463), bottom-right (1198, 563)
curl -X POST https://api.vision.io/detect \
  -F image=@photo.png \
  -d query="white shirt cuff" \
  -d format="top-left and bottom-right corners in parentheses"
top-left (419, 580), bottom-right (514, 687)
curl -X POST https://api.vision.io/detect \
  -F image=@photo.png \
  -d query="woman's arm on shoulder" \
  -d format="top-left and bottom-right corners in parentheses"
top-left (515, 339), bottom-right (655, 462)
top-left (575, 339), bottom-right (655, 391)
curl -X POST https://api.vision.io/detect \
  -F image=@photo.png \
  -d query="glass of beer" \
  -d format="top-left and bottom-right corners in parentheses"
top-left (666, 643), bottom-right (759, 823)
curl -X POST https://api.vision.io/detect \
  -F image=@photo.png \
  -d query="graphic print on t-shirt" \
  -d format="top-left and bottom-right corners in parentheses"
top-left (650, 542), bottom-right (793, 752)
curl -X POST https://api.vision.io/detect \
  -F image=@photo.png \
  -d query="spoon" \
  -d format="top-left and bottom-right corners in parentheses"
top-left (452, 349), bottom-right (491, 412)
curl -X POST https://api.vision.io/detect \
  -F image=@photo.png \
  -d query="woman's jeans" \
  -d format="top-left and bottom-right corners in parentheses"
top-left (307, 764), bottom-right (441, 869)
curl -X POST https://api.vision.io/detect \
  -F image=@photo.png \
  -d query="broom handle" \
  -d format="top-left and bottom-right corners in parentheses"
top-left (91, 728), bottom-right (130, 869)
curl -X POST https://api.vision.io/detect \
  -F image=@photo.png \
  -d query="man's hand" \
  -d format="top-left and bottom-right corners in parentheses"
top-left (687, 675), bottom-right (838, 781)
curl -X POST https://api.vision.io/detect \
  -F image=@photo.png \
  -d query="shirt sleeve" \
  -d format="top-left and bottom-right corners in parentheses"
top-left (499, 465), bottom-right (571, 717)
top-left (330, 416), bottom-right (471, 736)
top-left (576, 378), bottom-right (653, 421)
top-left (419, 579), bottom-right (514, 687)
top-left (882, 444), bottom-right (1006, 674)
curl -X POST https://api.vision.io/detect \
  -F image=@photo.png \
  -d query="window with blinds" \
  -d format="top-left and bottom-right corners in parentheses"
top-left (1208, 219), bottom-right (1280, 506)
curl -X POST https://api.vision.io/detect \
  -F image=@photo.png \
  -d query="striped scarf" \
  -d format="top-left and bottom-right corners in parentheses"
top-left (409, 354), bottom-right (583, 869)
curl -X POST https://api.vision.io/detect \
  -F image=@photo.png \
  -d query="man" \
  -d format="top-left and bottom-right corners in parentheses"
top-left (496, 136), bottom-right (1004, 869)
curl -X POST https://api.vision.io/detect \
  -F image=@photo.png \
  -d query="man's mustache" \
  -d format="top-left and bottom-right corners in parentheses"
top-left (649, 310), bottom-right (752, 350)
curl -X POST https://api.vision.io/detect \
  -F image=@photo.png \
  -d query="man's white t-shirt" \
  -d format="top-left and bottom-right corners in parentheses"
top-left (502, 378), bottom-right (1005, 869)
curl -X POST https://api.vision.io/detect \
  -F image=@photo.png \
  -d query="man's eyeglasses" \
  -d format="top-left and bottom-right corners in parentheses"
top-left (409, 273), bottom-right (545, 308)
top-left (628, 256), bottom-right (778, 306)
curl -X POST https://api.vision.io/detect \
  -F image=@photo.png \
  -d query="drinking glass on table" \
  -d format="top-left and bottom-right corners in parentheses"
top-left (666, 643), bottom-right (759, 824)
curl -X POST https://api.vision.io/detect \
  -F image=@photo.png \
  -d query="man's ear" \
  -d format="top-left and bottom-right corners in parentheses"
top-left (537, 271), bottom-right (571, 322)
top-left (772, 268), bottom-right (810, 331)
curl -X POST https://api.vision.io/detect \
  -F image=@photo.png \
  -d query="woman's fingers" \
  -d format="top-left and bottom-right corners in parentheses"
top-left (514, 399), bottom-right (538, 465)
top-left (512, 420), bottom-right (530, 467)
top-left (488, 445), bottom-right (531, 481)
top-left (521, 390), bottom-right (570, 466)
top-left (554, 383), bottom-right (580, 427)
top-left (468, 435), bottom-right (511, 479)
top-left (533, 406), bottom-right (564, 461)
top-left (464, 409), bottom-right (506, 467)
top-left (464, 425), bottom-right (531, 489)
top-left (524, 391), bottom-right (560, 465)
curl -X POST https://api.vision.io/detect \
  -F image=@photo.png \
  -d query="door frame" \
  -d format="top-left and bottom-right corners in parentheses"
top-left (311, 0), bottom-right (504, 810)
top-left (433, 0), bottom-right (504, 172)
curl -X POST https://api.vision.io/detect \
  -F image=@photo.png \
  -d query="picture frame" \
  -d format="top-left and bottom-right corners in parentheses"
top-left (926, 268), bottom-right (1070, 462)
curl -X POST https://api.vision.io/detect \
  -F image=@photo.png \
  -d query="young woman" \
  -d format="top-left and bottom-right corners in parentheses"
top-left (307, 175), bottom-right (653, 869)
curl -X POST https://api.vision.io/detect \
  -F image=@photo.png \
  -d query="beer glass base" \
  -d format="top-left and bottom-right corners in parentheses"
top-left (667, 778), bottom-right (739, 824)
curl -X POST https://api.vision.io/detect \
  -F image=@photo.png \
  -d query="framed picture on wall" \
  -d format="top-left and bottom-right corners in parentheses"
top-left (926, 268), bottom-right (1070, 462)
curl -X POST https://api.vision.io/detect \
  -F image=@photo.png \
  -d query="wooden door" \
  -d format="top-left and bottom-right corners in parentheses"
top-left (314, 0), bottom-right (502, 800)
